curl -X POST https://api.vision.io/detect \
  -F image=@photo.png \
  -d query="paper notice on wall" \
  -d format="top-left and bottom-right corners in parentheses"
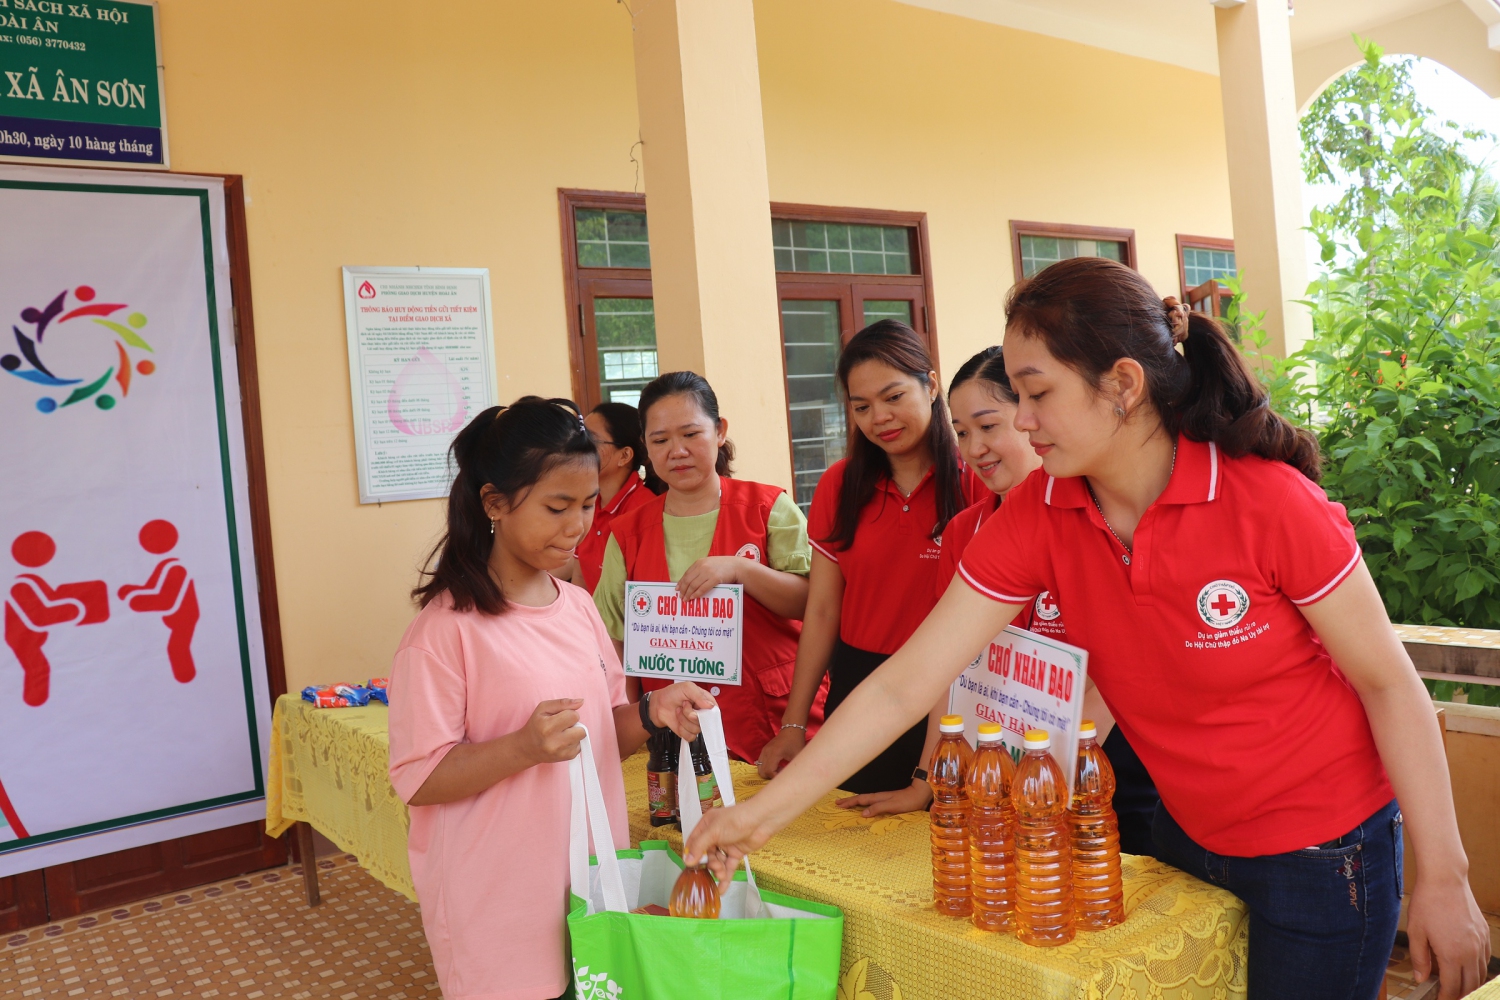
top-left (948, 626), bottom-right (1089, 800)
top-left (342, 267), bottom-right (497, 504)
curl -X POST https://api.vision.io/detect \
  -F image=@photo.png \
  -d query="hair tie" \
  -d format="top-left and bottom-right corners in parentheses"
top-left (1162, 296), bottom-right (1191, 346)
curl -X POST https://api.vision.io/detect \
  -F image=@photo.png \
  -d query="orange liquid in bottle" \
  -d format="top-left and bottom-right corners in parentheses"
top-left (1070, 720), bottom-right (1124, 929)
top-left (1012, 729), bottom-right (1074, 946)
top-left (929, 714), bottom-right (973, 917)
top-left (966, 721), bottom-right (1017, 931)
top-left (668, 863), bottom-right (721, 919)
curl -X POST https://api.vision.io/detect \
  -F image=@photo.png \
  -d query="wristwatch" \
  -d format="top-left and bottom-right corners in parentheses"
top-left (911, 767), bottom-right (929, 785)
top-left (638, 690), bottom-right (666, 737)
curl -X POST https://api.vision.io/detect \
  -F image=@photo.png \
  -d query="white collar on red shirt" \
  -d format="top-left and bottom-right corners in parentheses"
top-left (1041, 438), bottom-right (1220, 508)
top-left (602, 475), bottom-right (643, 515)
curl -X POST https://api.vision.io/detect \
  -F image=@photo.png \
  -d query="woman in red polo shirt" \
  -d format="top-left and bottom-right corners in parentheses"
top-left (759, 320), bottom-right (980, 809)
top-left (690, 259), bottom-right (1488, 999)
top-left (572, 402), bottom-right (661, 592)
top-left (593, 371), bottom-right (823, 763)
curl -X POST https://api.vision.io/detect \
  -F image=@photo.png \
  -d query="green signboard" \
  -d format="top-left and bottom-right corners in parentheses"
top-left (0, 0), bottom-right (165, 166)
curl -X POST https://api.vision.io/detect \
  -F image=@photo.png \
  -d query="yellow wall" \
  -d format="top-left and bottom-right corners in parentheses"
top-left (157, 0), bottom-right (1232, 693)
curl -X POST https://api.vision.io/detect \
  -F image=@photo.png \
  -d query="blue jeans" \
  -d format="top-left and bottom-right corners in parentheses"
top-left (1152, 799), bottom-right (1403, 1000)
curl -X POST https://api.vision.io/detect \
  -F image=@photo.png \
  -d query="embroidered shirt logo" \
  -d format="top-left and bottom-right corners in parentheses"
top-left (1034, 590), bottom-right (1061, 622)
top-left (734, 543), bottom-right (762, 563)
top-left (1197, 579), bottom-right (1250, 629)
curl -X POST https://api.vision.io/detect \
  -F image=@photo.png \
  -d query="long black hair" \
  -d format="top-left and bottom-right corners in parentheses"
top-left (824, 320), bottom-right (968, 549)
top-left (1005, 257), bottom-right (1321, 481)
top-left (636, 371), bottom-right (735, 477)
top-left (948, 345), bottom-right (1018, 405)
top-left (590, 401), bottom-right (666, 494)
top-left (413, 396), bottom-right (597, 614)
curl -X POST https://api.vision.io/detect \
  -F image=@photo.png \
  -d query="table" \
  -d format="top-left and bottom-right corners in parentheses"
top-left (266, 695), bottom-right (415, 903)
top-left (265, 694), bottom-right (1248, 999)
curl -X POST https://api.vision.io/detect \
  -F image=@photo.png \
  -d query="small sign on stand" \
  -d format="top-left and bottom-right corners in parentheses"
top-left (948, 626), bottom-right (1090, 798)
top-left (622, 582), bottom-right (743, 686)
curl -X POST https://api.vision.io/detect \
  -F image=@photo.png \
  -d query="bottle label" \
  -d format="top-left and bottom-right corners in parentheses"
top-left (697, 772), bottom-right (722, 810)
top-left (647, 771), bottom-right (677, 818)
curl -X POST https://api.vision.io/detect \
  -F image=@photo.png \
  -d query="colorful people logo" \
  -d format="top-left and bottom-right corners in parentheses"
top-left (118, 520), bottom-right (199, 684)
top-left (3, 531), bottom-right (109, 707)
top-left (4, 521), bottom-right (198, 710)
top-left (1, 285), bottom-right (157, 413)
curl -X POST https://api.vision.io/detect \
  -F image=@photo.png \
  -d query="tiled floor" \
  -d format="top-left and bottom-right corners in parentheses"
top-left (0, 855), bottom-right (436, 999)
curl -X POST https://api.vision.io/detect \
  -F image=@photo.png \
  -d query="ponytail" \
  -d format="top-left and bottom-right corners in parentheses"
top-left (413, 396), bottom-right (598, 614)
top-left (1175, 311), bottom-right (1321, 481)
top-left (1004, 257), bottom-right (1321, 481)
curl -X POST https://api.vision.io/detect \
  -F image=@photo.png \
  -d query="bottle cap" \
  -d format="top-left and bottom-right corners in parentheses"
top-left (1079, 720), bottom-right (1097, 739)
top-left (1024, 729), bottom-right (1051, 750)
top-left (977, 722), bottom-right (1003, 742)
top-left (939, 714), bottom-right (965, 733)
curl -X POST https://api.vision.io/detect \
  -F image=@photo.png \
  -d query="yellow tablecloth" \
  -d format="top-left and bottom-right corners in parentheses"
top-left (621, 754), bottom-right (1246, 1000)
top-left (266, 695), bottom-right (416, 901)
top-left (266, 692), bottom-right (1248, 999)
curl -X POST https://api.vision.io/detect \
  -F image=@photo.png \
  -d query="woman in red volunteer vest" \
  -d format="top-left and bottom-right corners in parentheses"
top-left (572, 402), bottom-right (661, 593)
top-left (690, 259), bottom-right (1489, 998)
top-left (593, 371), bottom-right (824, 763)
top-left (760, 321), bottom-right (981, 814)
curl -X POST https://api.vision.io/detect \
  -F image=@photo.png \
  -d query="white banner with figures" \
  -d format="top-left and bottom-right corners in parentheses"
top-left (622, 582), bottom-right (743, 686)
top-left (0, 164), bottom-right (272, 874)
top-left (949, 626), bottom-right (1089, 799)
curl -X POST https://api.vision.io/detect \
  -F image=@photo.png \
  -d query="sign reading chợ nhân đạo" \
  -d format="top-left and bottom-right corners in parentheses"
top-left (948, 625), bottom-right (1089, 800)
top-left (623, 581), bottom-right (743, 686)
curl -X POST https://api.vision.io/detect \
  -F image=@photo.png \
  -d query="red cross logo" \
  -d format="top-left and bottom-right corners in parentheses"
top-left (631, 592), bottom-right (652, 616)
top-left (1196, 579), bottom-right (1249, 628)
top-left (1034, 590), bottom-right (1060, 621)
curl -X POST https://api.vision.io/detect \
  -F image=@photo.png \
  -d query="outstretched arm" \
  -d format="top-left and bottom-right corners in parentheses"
top-left (118, 559), bottom-right (172, 601)
top-left (1300, 562), bottom-right (1489, 999)
top-left (688, 578), bottom-right (1022, 872)
top-left (123, 564), bottom-right (186, 612)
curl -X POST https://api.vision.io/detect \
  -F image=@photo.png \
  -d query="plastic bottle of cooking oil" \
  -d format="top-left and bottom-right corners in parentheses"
top-left (1012, 729), bottom-right (1074, 946)
top-left (966, 721), bottom-right (1016, 931)
top-left (668, 863), bottom-right (721, 919)
top-left (929, 714), bottom-right (973, 917)
top-left (1070, 720), bottom-right (1124, 929)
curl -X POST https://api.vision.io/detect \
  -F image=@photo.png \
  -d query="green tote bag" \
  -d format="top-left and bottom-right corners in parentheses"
top-left (565, 707), bottom-right (842, 1000)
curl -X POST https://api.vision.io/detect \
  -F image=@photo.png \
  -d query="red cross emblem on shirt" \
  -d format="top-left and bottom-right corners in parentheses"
top-left (1210, 593), bottom-right (1237, 617)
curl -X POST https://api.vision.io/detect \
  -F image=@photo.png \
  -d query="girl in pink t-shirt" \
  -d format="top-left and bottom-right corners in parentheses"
top-left (388, 397), bottom-right (713, 1000)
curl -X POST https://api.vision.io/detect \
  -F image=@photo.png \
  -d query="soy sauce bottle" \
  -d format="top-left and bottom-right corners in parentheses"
top-left (646, 729), bottom-right (679, 827)
top-left (689, 735), bottom-right (723, 812)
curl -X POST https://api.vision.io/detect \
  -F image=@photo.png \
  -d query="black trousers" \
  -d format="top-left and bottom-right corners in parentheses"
top-left (1103, 725), bottom-right (1161, 858)
top-left (823, 638), bottom-right (928, 795)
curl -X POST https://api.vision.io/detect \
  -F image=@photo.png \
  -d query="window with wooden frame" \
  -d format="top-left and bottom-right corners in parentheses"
top-left (1009, 220), bottom-right (1136, 280)
top-left (1176, 234), bottom-right (1237, 317)
top-left (559, 192), bottom-right (937, 510)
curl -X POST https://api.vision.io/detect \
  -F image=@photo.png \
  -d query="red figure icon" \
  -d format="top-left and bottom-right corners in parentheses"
top-left (118, 520), bottom-right (198, 684)
top-left (4, 531), bottom-right (110, 707)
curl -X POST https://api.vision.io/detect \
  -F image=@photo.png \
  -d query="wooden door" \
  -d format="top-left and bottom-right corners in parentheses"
top-left (0, 870), bottom-right (46, 933)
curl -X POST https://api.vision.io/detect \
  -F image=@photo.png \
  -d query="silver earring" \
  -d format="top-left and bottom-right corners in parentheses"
top-left (1113, 406), bottom-right (1125, 418)
top-left (490, 519), bottom-right (496, 535)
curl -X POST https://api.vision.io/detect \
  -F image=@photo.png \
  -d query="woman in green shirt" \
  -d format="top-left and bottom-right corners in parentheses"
top-left (593, 371), bottom-right (825, 762)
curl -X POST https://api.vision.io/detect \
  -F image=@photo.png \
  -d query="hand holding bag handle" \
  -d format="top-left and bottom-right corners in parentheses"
top-left (677, 707), bottom-right (769, 918)
top-left (568, 724), bottom-right (628, 914)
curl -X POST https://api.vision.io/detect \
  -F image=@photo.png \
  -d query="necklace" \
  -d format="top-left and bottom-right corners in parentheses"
top-left (1086, 443), bottom-right (1176, 563)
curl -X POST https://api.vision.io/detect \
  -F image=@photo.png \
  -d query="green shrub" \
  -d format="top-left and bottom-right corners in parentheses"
top-left (1239, 39), bottom-right (1500, 630)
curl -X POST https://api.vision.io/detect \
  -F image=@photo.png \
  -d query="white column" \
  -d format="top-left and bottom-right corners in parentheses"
top-left (1214, 0), bottom-right (1313, 357)
top-left (630, 0), bottom-right (792, 488)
